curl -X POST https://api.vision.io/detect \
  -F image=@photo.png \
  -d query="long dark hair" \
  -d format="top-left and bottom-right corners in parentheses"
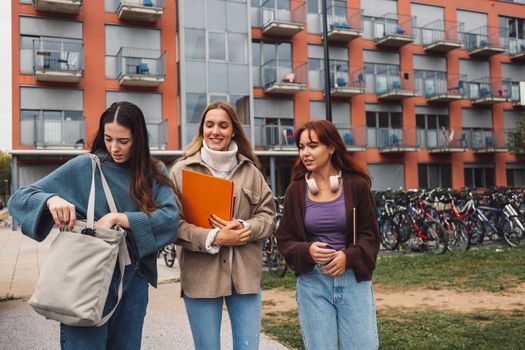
top-left (90, 101), bottom-right (174, 214)
top-left (181, 100), bottom-right (260, 168)
top-left (291, 120), bottom-right (371, 186)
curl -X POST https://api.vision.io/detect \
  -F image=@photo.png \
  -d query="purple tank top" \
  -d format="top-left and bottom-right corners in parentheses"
top-left (304, 190), bottom-right (347, 251)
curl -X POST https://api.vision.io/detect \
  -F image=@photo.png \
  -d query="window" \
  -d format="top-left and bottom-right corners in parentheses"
top-left (364, 63), bottom-right (400, 94)
top-left (414, 70), bottom-right (447, 97)
top-left (416, 113), bottom-right (449, 148)
top-left (464, 165), bottom-right (495, 188)
top-left (366, 110), bottom-right (402, 147)
top-left (418, 164), bottom-right (452, 189)
top-left (252, 41), bottom-right (292, 86)
top-left (20, 109), bottom-right (84, 146)
top-left (500, 16), bottom-right (525, 40)
top-left (209, 32), bottom-right (226, 60)
top-left (185, 29), bottom-right (206, 59)
top-left (507, 166), bottom-right (525, 187)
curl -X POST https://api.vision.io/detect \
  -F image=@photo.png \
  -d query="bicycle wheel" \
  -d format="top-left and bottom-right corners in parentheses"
top-left (266, 237), bottom-right (288, 278)
top-left (380, 217), bottom-right (399, 250)
top-left (502, 216), bottom-right (524, 247)
top-left (423, 221), bottom-right (448, 254)
top-left (163, 244), bottom-right (176, 267)
top-left (446, 219), bottom-right (470, 252)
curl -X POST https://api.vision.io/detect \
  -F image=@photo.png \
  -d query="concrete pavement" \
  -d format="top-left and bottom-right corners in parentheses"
top-left (0, 220), bottom-right (288, 349)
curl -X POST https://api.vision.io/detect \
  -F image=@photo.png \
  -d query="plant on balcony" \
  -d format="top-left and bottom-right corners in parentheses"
top-left (507, 113), bottom-right (525, 155)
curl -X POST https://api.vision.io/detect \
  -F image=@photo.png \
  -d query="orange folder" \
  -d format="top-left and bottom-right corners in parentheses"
top-left (182, 169), bottom-right (234, 228)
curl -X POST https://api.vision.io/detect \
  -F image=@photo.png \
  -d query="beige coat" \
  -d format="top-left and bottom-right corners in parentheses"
top-left (169, 152), bottom-right (275, 298)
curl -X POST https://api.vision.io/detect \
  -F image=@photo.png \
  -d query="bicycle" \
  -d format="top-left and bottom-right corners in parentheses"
top-left (158, 242), bottom-right (177, 268)
top-left (262, 196), bottom-right (288, 277)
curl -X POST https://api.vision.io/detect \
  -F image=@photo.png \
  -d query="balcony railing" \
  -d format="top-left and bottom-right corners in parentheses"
top-left (376, 68), bottom-right (416, 100)
top-left (507, 38), bottom-right (525, 62)
top-left (32, 38), bottom-right (83, 83)
top-left (21, 116), bottom-right (85, 149)
top-left (335, 125), bottom-right (366, 151)
top-left (147, 120), bottom-right (168, 149)
top-left (255, 122), bottom-right (295, 150)
top-left (367, 127), bottom-right (418, 152)
top-left (325, 6), bottom-right (362, 42)
top-left (509, 81), bottom-right (525, 108)
top-left (261, 60), bottom-right (307, 94)
top-left (463, 128), bottom-right (507, 152)
top-left (463, 26), bottom-right (507, 57)
top-left (33, 0), bottom-right (82, 14)
top-left (419, 73), bottom-right (467, 103)
top-left (260, 0), bottom-right (305, 36)
top-left (116, 0), bottom-right (165, 22)
top-left (373, 13), bottom-right (416, 48)
top-left (421, 19), bottom-right (464, 53)
top-left (116, 47), bottom-right (166, 87)
top-left (466, 77), bottom-right (511, 105)
top-left (417, 128), bottom-right (467, 152)
top-left (331, 65), bottom-right (365, 97)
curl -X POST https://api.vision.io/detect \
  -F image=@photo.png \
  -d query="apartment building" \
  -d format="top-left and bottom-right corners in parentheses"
top-left (10, 0), bottom-right (525, 195)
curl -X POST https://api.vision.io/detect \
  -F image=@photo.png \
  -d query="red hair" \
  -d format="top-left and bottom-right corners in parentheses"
top-left (291, 120), bottom-right (371, 186)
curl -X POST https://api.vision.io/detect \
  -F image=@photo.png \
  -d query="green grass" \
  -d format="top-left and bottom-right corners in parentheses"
top-left (374, 246), bottom-right (525, 292)
top-left (262, 309), bottom-right (525, 350)
top-left (0, 294), bottom-right (19, 302)
top-left (263, 246), bottom-right (525, 292)
top-left (262, 270), bottom-right (297, 290)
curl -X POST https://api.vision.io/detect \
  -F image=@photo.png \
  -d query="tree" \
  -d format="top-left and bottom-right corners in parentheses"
top-left (0, 151), bottom-right (11, 202)
top-left (507, 113), bottom-right (525, 155)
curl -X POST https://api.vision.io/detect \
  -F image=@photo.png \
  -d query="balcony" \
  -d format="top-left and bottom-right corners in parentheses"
top-left (336, 125), bottom-right (366, 151)
top-left (261, 60), bottom-right (307, 94)
top-left (116, 0), bottom-right (164, 23)
top-left (254, 120), bottom-right (296, 151)
top-left (260, 0), bottom-right (305, 37)
top-left (467, 77), bottom-right (511, 105)
top-left (376, 69), bottom-right (416, 100)
top-left (369, 127), bottom-right (417, 153)
top-left (510, 82), bottom-right (525, 109)
top-left (330, 66), bottom-right (365, 97)
top-left (422, 74), bottom-right (466, 103)
top-left (325, 6), bottom-right (362, 43)
top-left (373, 13), bottom-right (416, 48)
top-left (32, 38), bottom-right (83, 83)
top-left (116, 47), bottom-right (166, 87)
top-left (464, 129), bottom-right (507, 153)
top-left (33, 0), bottom-right (82, 14)
top-left (464, 26), bottom-right (507, 58)
top-left (147, 120), bottom-right (168, 149)
top-left (508, 38), bottom-right (525, 62)
top-left (421, 20), bottom-right (463, 53)
top-left (417, 128), bottom-right (467, 153)
top-left (21, 115), bottom-right (85, 149)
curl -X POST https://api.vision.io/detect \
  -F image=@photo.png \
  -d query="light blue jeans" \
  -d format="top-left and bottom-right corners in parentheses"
top-left (183, 290), bottom-right (262, 350)
top-left (296, 266), bottom-right (379, 350)
top-left (60, 264), bottom-right (149, 350)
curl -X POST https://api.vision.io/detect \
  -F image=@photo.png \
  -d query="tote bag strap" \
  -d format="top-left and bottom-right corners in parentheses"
top-left (87, 154), bottom-right (132, 327)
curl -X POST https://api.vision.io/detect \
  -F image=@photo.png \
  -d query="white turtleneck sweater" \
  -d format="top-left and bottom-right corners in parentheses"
top-left (200, 140), bottom-right (239, 179)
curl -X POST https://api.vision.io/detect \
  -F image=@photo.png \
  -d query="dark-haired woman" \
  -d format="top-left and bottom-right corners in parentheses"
top-left (275, 120), bottom-right (380, 350)
top-left (8, 101), bottom-right (179, 349)
top-left (169, 100), bottom-right (275, 350)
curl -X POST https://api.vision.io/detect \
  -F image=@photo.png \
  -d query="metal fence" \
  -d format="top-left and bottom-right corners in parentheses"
top-left (32, 38), bottom-right (83, 72)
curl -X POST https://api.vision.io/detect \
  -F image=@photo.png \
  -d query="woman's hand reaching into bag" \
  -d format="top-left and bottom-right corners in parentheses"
top-left (47, 196), bottom-right (76, 230)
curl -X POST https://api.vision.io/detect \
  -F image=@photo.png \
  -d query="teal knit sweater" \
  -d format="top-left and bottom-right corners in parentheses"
top-left (8, 151), bottom-right (180, 287)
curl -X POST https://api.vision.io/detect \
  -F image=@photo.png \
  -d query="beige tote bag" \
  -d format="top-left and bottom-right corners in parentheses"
top-left (28, 154), bottom-right (131, 327)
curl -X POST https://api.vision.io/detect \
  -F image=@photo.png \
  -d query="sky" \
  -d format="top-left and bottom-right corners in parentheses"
top-left (0, 3), bottom-right (12, 152)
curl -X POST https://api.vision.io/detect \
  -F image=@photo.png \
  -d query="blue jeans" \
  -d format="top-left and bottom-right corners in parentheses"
top-left (183, 290), bottom-right (262, 350)
top-left (60, 264), bottom-right (149, 350)
top-left (296, 266), bottom-right (379, 350)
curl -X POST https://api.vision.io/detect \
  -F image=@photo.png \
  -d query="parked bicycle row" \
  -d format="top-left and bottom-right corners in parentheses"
top-left (374, 187), bottom-right (525, 253)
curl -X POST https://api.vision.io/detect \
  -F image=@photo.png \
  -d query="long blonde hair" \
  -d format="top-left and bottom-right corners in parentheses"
top-left (181, 100), bottom-right (260, 168)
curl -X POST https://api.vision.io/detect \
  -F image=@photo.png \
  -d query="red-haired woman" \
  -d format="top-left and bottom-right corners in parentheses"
top-left (275, 120), bottom-right (380, 349)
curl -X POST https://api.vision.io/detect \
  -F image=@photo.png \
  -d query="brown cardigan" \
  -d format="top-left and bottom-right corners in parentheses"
top-left (275, 173), bottom-right (380, 282)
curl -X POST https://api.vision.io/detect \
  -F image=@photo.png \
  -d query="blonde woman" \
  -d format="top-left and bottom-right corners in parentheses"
top-left (169, 100), bottom-right (275, 350)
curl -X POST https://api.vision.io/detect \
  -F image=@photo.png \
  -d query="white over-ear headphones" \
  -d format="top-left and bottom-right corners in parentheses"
top-left (305, 171), bottom-right (342, 195)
